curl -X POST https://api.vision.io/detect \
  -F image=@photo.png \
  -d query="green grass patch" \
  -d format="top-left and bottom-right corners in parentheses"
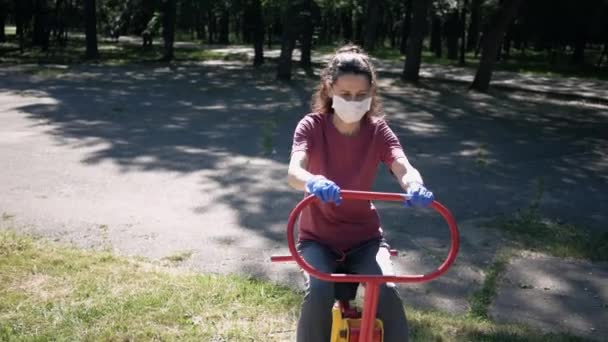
top-left (486, 210), bottom-right (608, 261)
top-left (468, 250), bottom-right (511, 320)
top-left (2, 212), bottom-right (15, 221)
top-left (409, 309), bottom-right (588, 342)
top-left (163, 250), bottom-right (194, 263)
top-left (21, 66), bottom-right (69, 77)
top-left (0, 229), bottom-right (300, 341)
top-left (0, 37), bottom-right (229, 66)
top-left (485, 178), bottom-right (608, 261)
top-left (259, 118), bottom-right (279, 155)
top-left (0, 230), bottom-right (590, 341)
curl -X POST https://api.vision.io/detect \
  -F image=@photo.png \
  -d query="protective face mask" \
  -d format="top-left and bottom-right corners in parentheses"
top-left (332, 95), bottom-right (372, 124)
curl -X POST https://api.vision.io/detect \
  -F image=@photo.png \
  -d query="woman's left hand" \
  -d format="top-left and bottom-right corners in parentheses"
top-left (404, 182), bottom-right (434, 208)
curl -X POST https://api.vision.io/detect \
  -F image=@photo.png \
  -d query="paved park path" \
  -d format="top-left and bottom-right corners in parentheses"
top-left (1, 48), bottom-right (607, 340)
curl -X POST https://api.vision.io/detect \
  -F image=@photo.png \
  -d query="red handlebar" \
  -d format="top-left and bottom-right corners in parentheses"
top-left (281, 190), bottom-right (460, 283)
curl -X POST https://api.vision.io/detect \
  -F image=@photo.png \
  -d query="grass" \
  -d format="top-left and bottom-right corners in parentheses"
top-left (313, 44), bottom-right (608, 81)
top-left (0, 229), bottom-right (300, 341)
top-left (163, 250), bottom-right (194, 263)
top-left (0, 36), bottom-right (228, 66)
top-left (486, 209), bottom-right (608, 261)
top-left (485, 178), bottom-right (608, 262)
top-left (0, 229), bottom-right (591, 341)
top-left (260, 118), bottom-right (279, 155)
top-left (468, 250), bottom-right (512, 320)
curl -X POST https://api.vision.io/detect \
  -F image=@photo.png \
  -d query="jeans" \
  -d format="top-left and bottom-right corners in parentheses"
top-left (296, 239), bottom-right (409, 342)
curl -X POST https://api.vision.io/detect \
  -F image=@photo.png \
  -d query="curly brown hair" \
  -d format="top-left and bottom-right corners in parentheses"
top-left (311, 44), bottom-right (384, 120)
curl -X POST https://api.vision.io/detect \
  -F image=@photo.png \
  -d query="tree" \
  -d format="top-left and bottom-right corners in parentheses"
top-left (277, 0), bottom-right (315, 80)
top-left (0, 0), bottom-right (8, 43)
top-left (459, 0), bottom-right (468, 65)
top-left (429, 11), bottom-right (442, 57)
top-left (300, 0), bottom-right (320, 70)
top-left (399, 0), bottom-right (412, 54)
top-left (161, 0), bottom-right (176, 61)
top-left (341, 4), bottom-right (353, 42)
top-left (277, 3), bottom-right (298, 80)
top-left (84, 0), bottom-right (99, 59)
top-left (32, 0), bottom-right (51, 50)
top-left (402, 0), bottom-right (431, 82)
top-left (363, 0), bottom-right (383, 51)
top-left (244, 0), bottom-right (265, 66)
top-left (470, 0), bottom-right (523, 92)
top-left (218, 3), bottom-right (229, 44)
top-left (445, 7), bottom-right (459, 60)
top-left (467, 0), bottom-right (481, 51)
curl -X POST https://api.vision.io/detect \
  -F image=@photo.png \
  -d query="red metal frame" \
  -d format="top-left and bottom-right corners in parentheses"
top-left (271, 190), bottom-right (460, 342)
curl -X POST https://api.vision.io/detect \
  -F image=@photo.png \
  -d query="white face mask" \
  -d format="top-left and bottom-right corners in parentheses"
top-left (331, 95), bottom-right (372, 124)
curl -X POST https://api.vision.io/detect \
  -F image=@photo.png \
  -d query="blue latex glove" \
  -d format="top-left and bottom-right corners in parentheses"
top-left (404, 182), bottom-right (434, 208)
top-left (305, 176), bottom-right (342, 205)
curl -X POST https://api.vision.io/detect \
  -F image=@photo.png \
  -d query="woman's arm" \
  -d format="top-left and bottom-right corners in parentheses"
top-left (287, 150), bottom-right (315, 191)
top-left (390, 155), bottom-right (424, 192)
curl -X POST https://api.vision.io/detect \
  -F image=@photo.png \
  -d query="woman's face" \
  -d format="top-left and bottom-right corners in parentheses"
top-left (330, 74), bottom-right (372, 101)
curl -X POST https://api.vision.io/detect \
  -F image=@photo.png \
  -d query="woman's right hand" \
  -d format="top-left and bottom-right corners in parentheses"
top-left (305, 176), bottom-right (342, 205)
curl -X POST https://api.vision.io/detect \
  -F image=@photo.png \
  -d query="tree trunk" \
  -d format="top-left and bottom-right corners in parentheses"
top-left (377, 6), bottom-right (387, 47)
top-left (402, 0), bottom-right (431, 82)
top-left (502, 28), bottom-right (511, 60)
top-left (14, 0), bottom-right (27, 53)
top-left (459, 0), bottom-right (468, 65)
top-left (34, 0), bottom-right (52, 50)
top-left (208, 8), bottom-right (215, 44)
top-left (389, 9), bottom-right (398, 49)
top-left (470, 0), bottom-right (523, 92)
top-left (277, 8), bottom-right (297, 80)
top-left (467, 0), bottom-right (481, 52)
top-left (363, 0), bottom-right (382, 51)
top-left (267, 25), bottom-right (272, 49)
top-left (399, 0), bottom-right (412, 54)
top-left (354, 11), bottom-right (363, 44)
top-left (597, 42), bottom-right (607, 67)
top-left (252, 0), bottom-right (264, 66)
top-left (571, 29), bottom-right (587, 65)
top-left (161, 0), bottom-right (176, 61)
top-left (300, 1), bottom-right (319, 70)
top-left (84, 0), bottom-right (99, 59)
top-left (341, 7), bottom-right (353, 41)
top-left (446, 9), bottom-right (459, 60)
top-left (0, 9), bottom-right (5, 43)
top-left (430, 14), bottom-right (441, 58)
top-left (219, 9), bottom-right (229, 44)
top-left (196, 9), bottom-right (206, 42)
top-left (51, 0), bottom-right (66, 45)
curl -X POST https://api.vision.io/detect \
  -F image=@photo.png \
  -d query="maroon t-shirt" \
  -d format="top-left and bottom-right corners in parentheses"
top-left (291, 112), bottom-right (406, 252)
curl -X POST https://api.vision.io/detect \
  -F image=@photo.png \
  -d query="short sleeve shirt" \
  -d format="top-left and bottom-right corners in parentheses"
top-left (291, 112), bottom-right (406, 251)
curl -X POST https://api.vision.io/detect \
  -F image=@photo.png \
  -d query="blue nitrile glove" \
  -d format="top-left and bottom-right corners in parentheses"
top-left (404, 182), bottom-right (434, 208)
top-left (305, 176), bottom-right (342, 205)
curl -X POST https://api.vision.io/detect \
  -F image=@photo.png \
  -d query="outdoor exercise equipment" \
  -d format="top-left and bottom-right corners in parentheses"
top-left (271, 190), bottom-right (460, 342)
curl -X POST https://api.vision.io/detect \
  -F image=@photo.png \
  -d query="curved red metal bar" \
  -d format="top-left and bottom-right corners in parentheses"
top-left (283, 190), bottom-right (460, 284)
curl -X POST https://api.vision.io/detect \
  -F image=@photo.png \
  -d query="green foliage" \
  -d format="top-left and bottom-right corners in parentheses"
top-left (468, 250), bottom-right (511, 319)
top-left (486, 179), bottom-right (608, 261)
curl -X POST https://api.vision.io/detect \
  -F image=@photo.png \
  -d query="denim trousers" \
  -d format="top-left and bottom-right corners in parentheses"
top-left (296, 239), bottom-right (409, 342)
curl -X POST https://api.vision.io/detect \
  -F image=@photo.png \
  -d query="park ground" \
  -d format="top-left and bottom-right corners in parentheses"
top-left (1, 37), bottom-right (607, 341)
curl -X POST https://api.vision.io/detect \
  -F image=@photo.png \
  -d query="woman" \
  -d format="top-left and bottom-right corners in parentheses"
top-left (287, 44), bottom-right (434, 342)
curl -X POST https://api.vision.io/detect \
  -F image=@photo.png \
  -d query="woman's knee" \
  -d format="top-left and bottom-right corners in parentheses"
top-left (304, 280), bottom-right (335, 308)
